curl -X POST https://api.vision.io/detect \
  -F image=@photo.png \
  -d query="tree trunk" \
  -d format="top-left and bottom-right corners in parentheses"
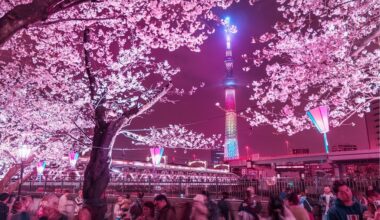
top-left (82, 118), bottom-right (122, 219)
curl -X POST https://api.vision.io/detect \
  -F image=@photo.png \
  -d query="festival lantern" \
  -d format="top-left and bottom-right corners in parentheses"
top-left (69, 151), bottom-right (79, 168)
top-left (150, 147), bottom-right (164, 166)
top-left (307, 106), bottom-right (330, 153)
top-left (36, 161), bottom-right (46, 180)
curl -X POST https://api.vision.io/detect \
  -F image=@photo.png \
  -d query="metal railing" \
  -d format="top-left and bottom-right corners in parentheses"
top-left (20, 176), bottom-right (380, 200)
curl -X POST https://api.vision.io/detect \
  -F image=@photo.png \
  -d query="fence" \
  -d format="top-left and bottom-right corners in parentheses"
top-left (21, 176), bottom-right (380, 200)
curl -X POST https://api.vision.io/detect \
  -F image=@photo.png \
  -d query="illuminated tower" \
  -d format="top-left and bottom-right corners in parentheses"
top-left (223, 17), bottom-right (239, 160)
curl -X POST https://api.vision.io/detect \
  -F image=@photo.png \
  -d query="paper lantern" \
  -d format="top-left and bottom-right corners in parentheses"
top-left (36, 161), bottom-right (46, 181)
top-left (150, 147), bottom-right (164, 166)
top-left (307, 106), bottom-right (330, 153)
top-left (69, 151), bottom-right (79, 168)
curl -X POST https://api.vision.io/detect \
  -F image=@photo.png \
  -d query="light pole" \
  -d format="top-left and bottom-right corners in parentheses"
top-left (17, 145), bottom-right (31, 197)
top-left (245, 146), bottom-right (249, 159)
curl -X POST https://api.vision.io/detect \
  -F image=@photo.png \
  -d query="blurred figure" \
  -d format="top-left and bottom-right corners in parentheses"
top-left (355, 191), bottom-right (368, 208)
top-left (36, 193), bottom-right (68, 220)
top-left (0, 193), bottom-right (10, 220)
top-left (58, 189), bottom-right (71, 216)
top-left (154, 194), bottom-right (176, 220)
top-left (10, 196), bottom-right (35, 220)
top-left (201, 191), bottom-right (219, 220)
top-left (299, 192), bottom-right (314, 220)
top-left (119, 194), bottom-right (132, 219)
top-left (238, 187), bottom-right (261, 220)
top-left (266, 196), bottom-right (295, 220)
top-left (130, 192), bottom-right (144, 220)
top-left (114, 196), bottom-right (125, 220)
top-left (218, 192), bottom-right (234, 220)
top-left (190, 194), bottom-right (208, 220)
top-left (287, 192), bottom-right (310, 220)
top-left (136, 201), bottom-right (154, 220)
top-left (319, 186), bottom-right (335, 220)
top-left (279, 188), bottom-right (287, 201)
top-left (74, 190), bottom-right (83, 217)
top-left (327, 180), bottom-right (364, 220)
top-left (365, 190), bottom-right (380, 220)
top-left (77, 207), bottom-right (91, 220)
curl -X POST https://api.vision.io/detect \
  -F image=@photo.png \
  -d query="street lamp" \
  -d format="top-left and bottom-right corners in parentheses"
top-left (17, 145), bottom-right (31, 197)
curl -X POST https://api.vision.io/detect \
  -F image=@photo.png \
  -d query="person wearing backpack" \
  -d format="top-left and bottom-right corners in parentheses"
top-left (130, 192), bottom-right (144, 220)
top-left (218, 192), bottom-right (234, 220)
top-left (299, 191), bottom-right (314, 220)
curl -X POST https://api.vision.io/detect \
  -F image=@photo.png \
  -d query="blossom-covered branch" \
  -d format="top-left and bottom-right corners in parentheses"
top-left (122, 125), bottom-right (223, 150)
top-left (243, 0), bottom-right (380, 135)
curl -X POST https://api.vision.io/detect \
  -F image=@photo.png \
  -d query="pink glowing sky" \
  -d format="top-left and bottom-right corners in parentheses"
top-left (114, 0), bottom-right (369, 163)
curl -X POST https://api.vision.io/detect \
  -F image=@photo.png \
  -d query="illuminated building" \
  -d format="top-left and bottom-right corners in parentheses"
top-left (365, 100), bottom-right (380, 149)
top-left (223, 17), bottom-right (239, 160)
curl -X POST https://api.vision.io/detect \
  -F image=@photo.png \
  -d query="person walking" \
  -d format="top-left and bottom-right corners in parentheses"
top-left (299, 192), bottom-right (314, 220)
top-left (327, 180), bottom-right (365, 220)
top-left (0, 193), bottom-right (10, 220)
top-left (74, 190), bottom-right (83, 217)
top-left (190, 194), bottom-right (208, 220)
top-left (287, 192), bottom-right (310, 220)
top-left (238, 187), bottom-right (261, 220)
top-left (218, 192), bottom-right (234, 220)
top-left (136, 201), bottom-right (154, 220)
top-left (58, 189), bottom-right (71, 217)
top-left (130, 192), bottom-right (144, 220)
top-left (319, 185), bottom-right (335, 220)
top-left (266, 196), bottom-right (295, 220)
top-left (154, 194), bottom-right (176, 220)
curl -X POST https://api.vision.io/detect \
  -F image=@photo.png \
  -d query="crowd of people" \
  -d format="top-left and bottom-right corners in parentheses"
top-left (256, 180), bottom-right (380, 220)
top-left (0, 179), bottom-right (379, 220)
top-left (0, 188), bottom-right (84, 220)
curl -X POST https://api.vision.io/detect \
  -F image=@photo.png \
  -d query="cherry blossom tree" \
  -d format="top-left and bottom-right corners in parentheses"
top-left (122, 125), bottom-right (223, 149)
top-left (243, 0), bottom-right (380, 135)
top-left (0, 0), bottom-right (233, 217)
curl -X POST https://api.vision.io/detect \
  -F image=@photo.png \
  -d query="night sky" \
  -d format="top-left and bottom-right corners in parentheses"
top-left (114, 0), bottom-right (369, 164)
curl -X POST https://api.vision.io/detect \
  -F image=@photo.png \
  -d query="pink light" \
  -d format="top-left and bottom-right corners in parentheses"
top-left (150, 147), bottom-right (164, 165)
top-left (69, 151), bottom-right (79, 168)
top-left (36, 161), bottom-right (46, 175)
top-left (307, 106), bottom-right (329, 133)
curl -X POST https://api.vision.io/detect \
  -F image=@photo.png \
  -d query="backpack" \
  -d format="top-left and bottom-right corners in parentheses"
top-left (129, 200), bottom-right (143, 219)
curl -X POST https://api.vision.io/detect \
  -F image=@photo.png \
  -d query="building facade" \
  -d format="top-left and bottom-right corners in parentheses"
top-left (365, 100), bottom-right (380, 149)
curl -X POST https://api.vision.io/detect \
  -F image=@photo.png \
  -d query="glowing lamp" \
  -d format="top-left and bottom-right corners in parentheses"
top-left (17, 146), bottom-right (31, 160)
top-left (150, 147), bottom-right (164, 166)
top-left (36, 161), bottom-right (46, 180)
top-left (307, 106), bottom-right (330, 153)
top-left (69, 151), bottom-right (79, 168)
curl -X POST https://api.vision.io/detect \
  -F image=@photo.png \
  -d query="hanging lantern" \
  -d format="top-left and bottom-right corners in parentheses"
top-left (69, 151), bottom-right (79, 168)
top-left (150, 147), bottom-right (164, 166)
top-left (36, 161), bottom-right (46, 181)
top-left (307, 106), bottom-right (330, 153)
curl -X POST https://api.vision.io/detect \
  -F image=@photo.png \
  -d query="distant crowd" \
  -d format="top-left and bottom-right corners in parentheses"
top-left (0, 179), bottom-right (379, 220)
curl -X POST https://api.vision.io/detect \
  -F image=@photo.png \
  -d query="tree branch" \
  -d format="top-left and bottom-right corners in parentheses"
top-left (0, 0), bottom-right (92, 46)
top-left (351, 26), bottom-right (380, 57)
top-left (83, 28), bottom-right (96, 102)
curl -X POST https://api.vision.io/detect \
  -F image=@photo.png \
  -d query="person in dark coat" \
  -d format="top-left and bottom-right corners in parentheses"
top-left (327, 180), bottom-right (364, 220)
top-left (154, 194), bottom-right (176, 220)
top-left (218, 192), bottom-right (234, 220)
top-left (0, 193), bottom-right (10, 220)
